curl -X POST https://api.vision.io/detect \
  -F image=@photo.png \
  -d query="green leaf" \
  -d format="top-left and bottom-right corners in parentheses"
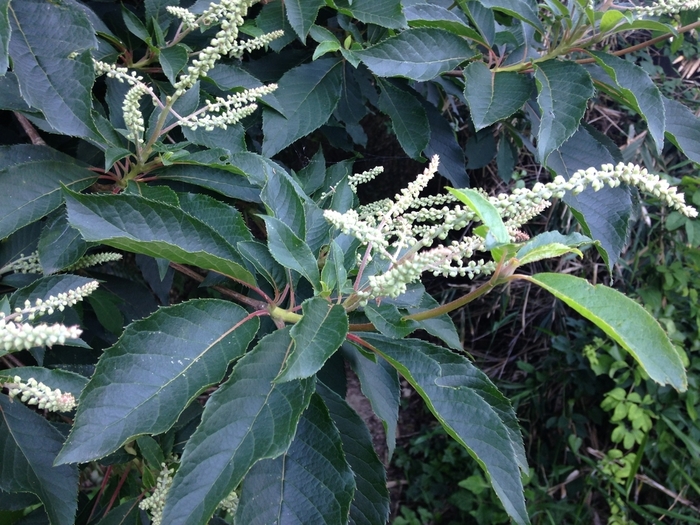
top-left (365, 303), bottom-right (419, 339)
top-left (261, 215), bottom-right (321, 289)
top-left (145, 0), bottom-right (178, 29)
top-left (376, 79), bottom-right (429, 159)
top-left (356, 28), bottom-right (475, 81)
top-left (599, 10), bottom-right (624, 33)
top-left (0, 396), bottom-right (79, 525)
top-left (55, 299), bottom-right (259, 464)
top-left (663, 96), bottom-right (700, 164)
top-left (157, 164), bottom-right (261, 202)
top-left (236, 393), bottom-right (355, 525)
top-left (262, 59), bottom-right (343, 157)
top-left (8, 0), bottom-right (100, 139)
top-left (238, 240), bottom-right (287, 290)
top-left (447, 188), bottom-right (510, 244)
top-left (420, 97), bottom-right (467, 187)
top-left (121, 6), bottom-right (150, 43)
top-left (277, 297), bottom-right (349, 382)
top-left (37, 212), bottom-right (88, 275)
top-left (0, 145), bottom-right (97, 240)
top-left (516, 231), bottom-right (593, 262)
top-left (517, 243), bottom-right (582, 265)
top-left (527, 273), bottom-right (686, 391)
top-left (464, 61), bottom-right (533, 130)
top-left (317, 383), bottom-right (390, 525)
top-left (0, 0), bottom-right (9, 75)
top-left (405, 3), bottom-right (486, 44)
top-left (343, 344), bottom-right (400, 459)
top-left (159, 44), bottom-right (189, 84)
top-left (331, 0), bottom-right (406, 29)
top-left (591, 51), bottom-right (665, 154)
top-left (177, 192), bottom-right (252, 246)
top-left (534, 60), bottom-right (593, 162)
top-left (479, 0), bottom-right (543, 30)
top-left (161, 328), bottom-right (315, 525)
top-left (546, 125), bottom-right (631, 270)
top-left (406, 291), bottom-right (464, 351)
top-left (63, 190), bottom-right (255, 285)
top-left (285, 0), bottom-right (324, 39)
top-left (262, 173), bottom-right (307, 239)
top-left (361, 333), bottom-right (529, 525)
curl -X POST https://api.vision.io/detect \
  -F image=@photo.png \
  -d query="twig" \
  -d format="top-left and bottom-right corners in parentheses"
top-left (13, 112), bottom-right (46, 145)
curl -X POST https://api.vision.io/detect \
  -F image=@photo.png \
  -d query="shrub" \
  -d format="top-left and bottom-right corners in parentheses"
top-left (0, 0), bottom-right (698, 524)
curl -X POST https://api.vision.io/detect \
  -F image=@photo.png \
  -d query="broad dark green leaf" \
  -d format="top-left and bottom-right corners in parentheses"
top-left (285, 0), bottom-right (324, 39)
top-left (0, 145), bottom-right (97, 240)
top-left (376, 79), bottom-right (429, 159)
top-left (37, 212), bottom-right (88, 275)
top-left (237, 240), bottom-right (287, 290)
top-left (534, 60), bottom-right (593, 162)
top-left (262, 59), bottom-right (343, 157)
top-left (157, 164), bottom-right (261, 202)
top-left (527, 273), bottom-right (687, 391)
top-left (317, 383), bottom-right (390, 525)
top-left (63, 190), bottom-right (255, 285)
top-left (420, 97), bottom-right (467, 186)
top-left (95, 499), bottom-right (141, 525)
top-left (332, 0), bottom-right (406, 29)
top-left (0, 72), bottom-right (32, 111)
top-left (361, 334), bottom-right (529, 525)
top-left (407, 292), bottom-right (464, 351)
top-left (479, 0), bottom-right (543, 30)
top-left (8, 0), bottom-right (99, 139)
top-left (262, 173), bottom-right (307, 239)
top-left (356, 28), bottom-right (474, 81)
top-left (161, 329), bottom-right (315, 525)
top-left (160, 44), bottom-right (189, 84)
top-left (321, 239), bottom-right (348, 296)
top-left (405, 3), bottom-right (485, 44)
top-left (145, 0), bottom-right (178, 29)
top-left (177, 193), bottom-right (252, 246)
top-left (0, 0), bottom-right (8, 74)
top-left (343, 344), bottom-right (399, 458)
top-left (183, 123), bottom-right (246, 154)
top-left (663, 96), bottom-right (700, 164)
top-left (464, 61), bottom-right (532, 130)
top-left (236, 393), bottom-right (355, 525)
top-left (457, 0), bottom-right (495, 45)
top-left (591, 51), bottom-right (665, 155)
top-left (261, 215), bottom-right (321, 289)
top-left (277, 297), bottom-right (349, 382)
top-left (365, 303), bottom-right (419, 339)
top-left (0, 396), bottom-right (79, 525)
top-left (55, 299), bottom-right (259, 464)
top-left (546, 125), bottom-right (630, 270)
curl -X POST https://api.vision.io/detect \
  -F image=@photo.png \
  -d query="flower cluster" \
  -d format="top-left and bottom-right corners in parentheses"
top-left (633, 0), bottom-right (700, 15)
top-left (140, 459), bottom-right (240, 523)
top-left (123, 85), bottom-right (149, 144)
top-left (172, 0), bottom-right (282, 95)
top-left (0, 281), bottom-right (97, 353)
top-left (0, 251), bottom-right (122, 276)
top-left (324, 158), bottom-right (697, 301)
top-left (0, 321), bottom-right (82, 353)
top-left (0, 252), bottom-right (42, 275)
top-left (176, 84), bottom-right (278, 131)
top-left (5, 376), bottom-right (76, 412)
top-left (139, 462), bottom-right (175, 525)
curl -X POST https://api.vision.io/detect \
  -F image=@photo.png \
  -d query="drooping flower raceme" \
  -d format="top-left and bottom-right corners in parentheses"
top-left (139, 458), bottom-right (240, 523)
top-left (633, 0), bottom-right (700, 16)
top-left (5, 376), bottom-right (76, 412)
top-left (0, 281), bottom-right (98, 353)
top-left (325, 159), bottom-right (697, 302)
